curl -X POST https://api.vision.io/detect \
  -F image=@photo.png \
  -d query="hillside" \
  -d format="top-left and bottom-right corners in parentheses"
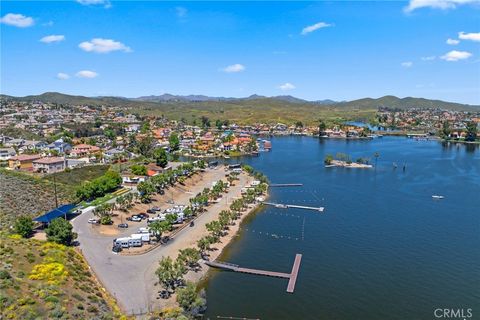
top-left (0, 237), bottom-right (125, 319)
top-left (2, 92), bottom-right (478, 125)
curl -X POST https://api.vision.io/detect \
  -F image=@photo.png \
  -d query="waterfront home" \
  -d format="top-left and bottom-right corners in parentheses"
top-left (8, 154), bottom-right (42, 171)
top-left (33, 157), bottom-right (66, 173)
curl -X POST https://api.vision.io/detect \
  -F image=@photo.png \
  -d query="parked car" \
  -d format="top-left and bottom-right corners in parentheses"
top-left (131, 216), bottom-right (142, 222)
top-left (146, 209), bottom-right (155, 214)
top-left (118, 223), bottom-right (129, 229)
top-left (88, 218), bottom-right (99, 224)
top-left (151, 206), bottom-right (162, 211)
top-left (138, 213), bottom-right (149, 219)
top-left (112, 244), bottom-right (122, 253)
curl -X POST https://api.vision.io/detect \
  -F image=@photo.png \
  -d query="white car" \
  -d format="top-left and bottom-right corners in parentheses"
top-left (88, 218), bottom-right (99, 224)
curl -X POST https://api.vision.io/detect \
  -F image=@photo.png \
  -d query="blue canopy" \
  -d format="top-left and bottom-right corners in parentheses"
top-left (34, 204), bottom-right (76, 223)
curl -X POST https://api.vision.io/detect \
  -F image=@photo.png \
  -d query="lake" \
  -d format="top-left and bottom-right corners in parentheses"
top-left (204, 136), bottom-right (480, 320)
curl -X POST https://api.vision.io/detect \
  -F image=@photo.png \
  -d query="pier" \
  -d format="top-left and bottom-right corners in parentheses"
top-left (204, 254), bottom-right (302, 293)
top-left (262, 202), bottom-right (324, 212)
top-left (269, 183), bottom-right (303, 187)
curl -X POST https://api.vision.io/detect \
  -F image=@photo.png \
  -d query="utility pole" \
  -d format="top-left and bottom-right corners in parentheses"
top-left (53, 174), bottom-right (59, 208)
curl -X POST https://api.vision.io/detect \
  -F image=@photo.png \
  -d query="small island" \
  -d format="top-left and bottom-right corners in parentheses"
top-left (324, 153), bottom-right (374, 169)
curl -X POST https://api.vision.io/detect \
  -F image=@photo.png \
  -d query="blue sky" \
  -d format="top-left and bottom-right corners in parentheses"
top-left (1, 1), bottom-right (479, 104)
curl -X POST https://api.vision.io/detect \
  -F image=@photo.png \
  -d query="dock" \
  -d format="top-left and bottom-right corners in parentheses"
top-left (269, 183), bottom-right (303, 187)
top-left (262, 202), bottom-right (324, 212)
top-left (204, 254), bottom-right (302, 293)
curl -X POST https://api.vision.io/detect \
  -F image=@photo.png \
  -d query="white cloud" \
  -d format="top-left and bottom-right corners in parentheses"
top-left (0, 13), bottom-right (34, 27)
top-left (404, 0), bottom-right (479, 12)
top-left (40, 35), bottom-right (65, 43)
top-left (401, 61), bottom-right (413, 67)
top-left (278, 83), bottom-right (296, 91)
top-left (458, 31), bottom-right (480, 42)
top-left (421, 56), bottom-right (436, 61)
top-left (301, 22), bottom-right (332, 35)
top-left (77, 0), bottom-right (111, 8)
top-left (79, 38), bottom-right (131, 53)
top-left (76, 70), bottom-right (98, 78)
top-left (221, 64), bottom-right (245, 73)
top-left (176, 7), bottom-right (188, 18)
top-left (56, 73), bottom-right (70, 80)
top-left (446, 38), bottom-right (460, 45)
top-left (440, 50), bottom-right (472, 61)
top-left (42, 21), bottom-right (54, 27)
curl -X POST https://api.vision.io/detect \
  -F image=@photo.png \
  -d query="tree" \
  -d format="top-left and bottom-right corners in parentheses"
top-left (137, 181), bottom-right (155, 202)
top-left (318, 120), bottom-right (327, 135)
top-left (205, 220), bottom-right (222, 238)
top-left (131, 164), bottom-right (147, 175)
top-left (149, 221), bottom-right (163, 242)
top-left (295, 121), bottom-right (303, 128)
top-left (14, 216), bottom-right (34, 238)
top-left (45, 218), bottom-right (76, 245)
top-left (324, 154), bottom-right (333, 165)
top-left (169, 133), bottom-right (180, 152)
top-left (465, 121), bottom-right (478, 142)
top-left (197, 237), bottom-right (212, 254)
top-left (176, 282), bottom-right (197, 311)
top-left (178, 248), bottom-right (201, 270)
top-left (200, 116), bottom-right (210, 128)
top-left (156, 256), bottom-right (176, 290)
top-left (441, 121), bottom-right (451, 139)
top-left (153, 147), bottom-right (168, 168)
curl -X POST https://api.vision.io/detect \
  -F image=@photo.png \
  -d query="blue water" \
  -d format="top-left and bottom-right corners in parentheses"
top-left (204, 136), bottom-right (480, 320)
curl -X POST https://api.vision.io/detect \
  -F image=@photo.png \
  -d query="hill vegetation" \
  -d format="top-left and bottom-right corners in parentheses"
top-left (2, 92), bottom-right (478, 125)
top-left (0, 237), bottom-right (125, 319)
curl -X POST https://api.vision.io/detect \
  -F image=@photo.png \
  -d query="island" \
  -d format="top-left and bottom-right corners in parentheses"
top-left (324, 153), bottom-right (374, 169)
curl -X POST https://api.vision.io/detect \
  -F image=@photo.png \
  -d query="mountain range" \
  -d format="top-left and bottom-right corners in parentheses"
top-left (1, 92), bottom-right (478, 111)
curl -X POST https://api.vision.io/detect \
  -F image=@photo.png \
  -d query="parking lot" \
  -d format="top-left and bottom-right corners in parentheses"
top-left (72, 167), bottom-right (251, 315)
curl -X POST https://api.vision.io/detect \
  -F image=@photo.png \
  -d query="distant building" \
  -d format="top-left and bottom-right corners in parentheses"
top-left (8, 154), bottom-right (42, 171)
top-left (0, 148), bottom-right (16, 161)
top-left (33, 157), bottom-right (65, 173)
top-left (70, 143), bottom-right (101, 157)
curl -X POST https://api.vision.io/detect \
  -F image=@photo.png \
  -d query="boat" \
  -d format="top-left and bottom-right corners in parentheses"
top-left (432, 195), bottom-right (445, 199)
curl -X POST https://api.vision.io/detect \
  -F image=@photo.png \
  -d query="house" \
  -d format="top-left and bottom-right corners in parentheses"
top-left (33, 157), bottom-right (65, 173)
top-left (0, 148), bottom-right (16, 161)
top-left (46, 138), bottom-right (72, 154)
top-left (8, 154), bottom-right (42, 171)
top-left (125, 124), bottom-right (140, 133)
top-left (70, 143), bottom-right (101, 157)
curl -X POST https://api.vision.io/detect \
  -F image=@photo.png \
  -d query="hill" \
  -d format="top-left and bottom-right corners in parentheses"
top-left (2, 92), bottom-right (478, 125)
top-left (0, 237), bottom-right (125, 319)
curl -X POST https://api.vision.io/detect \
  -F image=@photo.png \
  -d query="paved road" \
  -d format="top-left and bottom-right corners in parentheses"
top-left (72, 168), bottom-right (250, 316)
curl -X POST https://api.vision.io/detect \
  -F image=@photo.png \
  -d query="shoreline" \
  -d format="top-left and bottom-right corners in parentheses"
top-left (185, 192), bottom-right (268, 286)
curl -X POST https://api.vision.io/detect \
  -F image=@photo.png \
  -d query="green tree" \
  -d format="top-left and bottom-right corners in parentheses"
top-left (441, 121), bottom-right (451, 139)
top-left (45, 218), bottom-right (76, 245)
top-left (324, 154), bottom-right (334, 165)
top-left (137, 181), bottom-right (155, 202)
top-left (14, 216), bottom-right (34, 238)
top-left (131, 164), bottom-right (147, 175)
top-left (153, 147), bottom-right (168, 168)
top-left (178, 248), bottom-right (201, 270)
top-left (318, 120), bottom-right (327, 135)
top-left (465, 121), bottom-right (478, 142)
top-left (176, 282), bottom-right (197, 311)
top-left (169, 133), bottom-right (180, 152)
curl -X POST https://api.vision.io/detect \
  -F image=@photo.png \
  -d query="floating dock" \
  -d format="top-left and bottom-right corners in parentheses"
top-left (269, 183), bottom-right (303, 188)
top-left (204, 254), bottom-right (302, 293)
top-left (262, 202), bottom-right (324, 212)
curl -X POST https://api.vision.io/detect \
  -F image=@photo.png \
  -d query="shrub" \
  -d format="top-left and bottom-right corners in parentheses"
top-left (0, 270), bottom-right (11, 279)
top-left (29, 262), bottom-right (67, 285)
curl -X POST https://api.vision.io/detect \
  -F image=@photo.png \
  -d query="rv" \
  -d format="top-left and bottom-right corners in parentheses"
top-left (131, 233), bottom-right (150, 243)
top-left (113, 237), bottom-right (131, 248)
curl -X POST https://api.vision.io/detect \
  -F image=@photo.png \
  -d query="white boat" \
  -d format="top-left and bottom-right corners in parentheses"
top-left (432, 195), bottom-right (445, 199)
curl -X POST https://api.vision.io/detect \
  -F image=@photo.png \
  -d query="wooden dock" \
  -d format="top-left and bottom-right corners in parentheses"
top-left (269, 183), bottom-right (303, 188)
top-left (204, 254), bottom-right (302, 293)
top-left (262, 202), bottom-right (324, 212)
top-left (287, 254), bottom-right (302, 293)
